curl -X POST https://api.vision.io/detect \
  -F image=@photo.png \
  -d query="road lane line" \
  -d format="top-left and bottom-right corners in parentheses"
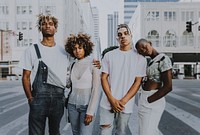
top-left (165, 102), bottom-right (200, 133)
top-left (168, 92), bottom-right (200, 109)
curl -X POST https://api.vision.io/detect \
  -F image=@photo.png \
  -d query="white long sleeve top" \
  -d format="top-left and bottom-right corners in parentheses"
top-left (68, 57), bottom-right (101, 116)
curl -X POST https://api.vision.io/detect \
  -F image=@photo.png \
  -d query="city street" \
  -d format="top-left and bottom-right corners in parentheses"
top-left (0, 79), bottom-right (200, 135)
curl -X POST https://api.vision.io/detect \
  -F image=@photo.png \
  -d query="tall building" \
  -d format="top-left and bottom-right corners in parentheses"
top-left (91, 7), bottom-right (101, 59)
top-left (124, 0), bottom-right (179, 24)
top-left (108, 14), bottom-right (114, 47)
top-left (0, 0), bottom-right (99, 79)
top-left (129, 2), bottom-right (200, 79)
top-left (107, 11), bottom-right (119, 47)
top-left (91, 7), bottom-right (99, 41)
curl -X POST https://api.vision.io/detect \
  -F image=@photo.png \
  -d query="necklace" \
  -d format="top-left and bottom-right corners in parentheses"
top-left (41, 41), bottom-right (55, 47)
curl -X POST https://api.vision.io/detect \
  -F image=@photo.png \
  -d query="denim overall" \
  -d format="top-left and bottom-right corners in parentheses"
top-left (29, 44), bottom-right (65, 135)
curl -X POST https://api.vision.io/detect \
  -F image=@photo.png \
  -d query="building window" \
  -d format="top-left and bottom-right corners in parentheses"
top-left (0, 6), bottom-right (8, 15)
top-left (17, 22), bottom-right (20, 30)
top-left (17, 6), bottom-right (20, 14)
top-left (17, 40), bottom-right (20, 47)
top-left (39, 6), bottom-right (56, 14)
top-left (29, 22), bottom-right (32, 30)
top-left (22, 22), bottom-right (27, 30)
top-left (29, 6), bottom-right (32, 14)
top-left (29, 39), bottom-right (33, 46)
top-left (164, 11), bottom-right (176, 21)
top-left (181, 31), bottom-right (194, 46)
top-left (24, 39), bottom-right (28, 46)
top-left (124, 11), bottom-right (135, 14)
top-left (147, 30), bottom-right (160, 47)
top-left (22, 6), bottom-right (27, 14)
top-left (0, 6), bottom-right (9, 15)
top-left (146, 11), bottom-right (159, 21)
top-left (124, 5), bottom-right (137, 8)
top-left (0, 22), bottom-right (9, 30)
top-left (163, 30), bottom-right (177, 47)
top-left (181, 11), bottom-right (194, 21)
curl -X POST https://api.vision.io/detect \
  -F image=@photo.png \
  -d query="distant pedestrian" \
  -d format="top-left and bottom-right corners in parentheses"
top-left (135, 38), bottom-right (172, 135)
top-left (100, 24), bottom-right (147, 135)
top-left (65, 33), bottom-right (101, 135)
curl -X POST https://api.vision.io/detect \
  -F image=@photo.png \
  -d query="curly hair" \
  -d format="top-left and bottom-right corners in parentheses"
top-left (65, 33), bottom-right (94, 58)
top-left (36, 13), bottom-right (58, 31)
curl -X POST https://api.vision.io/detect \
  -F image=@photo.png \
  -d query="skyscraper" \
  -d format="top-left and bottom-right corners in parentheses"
top-left (92, 7), bottom-right (99, 41)
top-left (107, 11), bottom-right (119, 47)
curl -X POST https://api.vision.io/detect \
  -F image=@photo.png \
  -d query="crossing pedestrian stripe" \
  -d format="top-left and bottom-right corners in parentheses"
top-left (165, 102), bottom-right (200, 133)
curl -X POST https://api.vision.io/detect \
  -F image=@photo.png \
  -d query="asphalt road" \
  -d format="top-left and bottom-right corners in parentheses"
top-left (0, 79), bottom-right (200, 135)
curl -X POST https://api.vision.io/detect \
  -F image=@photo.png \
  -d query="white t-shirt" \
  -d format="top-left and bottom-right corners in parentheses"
top-left (18, 43), bottom-right (70, 86)
top-left (100, 48), bottom-right (147, 113)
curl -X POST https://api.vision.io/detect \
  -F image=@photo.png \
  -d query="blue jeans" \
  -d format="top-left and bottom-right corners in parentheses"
top-left (29, 59), bottom-right (65, 135)
top-left (29, 93), bottom-right (65, 135)
top-left (68, 103), bottom-right (94, 135)
top-left (99, 107), bottom-right (132, 135)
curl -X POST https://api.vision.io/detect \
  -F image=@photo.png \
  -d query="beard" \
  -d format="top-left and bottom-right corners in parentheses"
top-left (43, 33), bottom-right (54, 37)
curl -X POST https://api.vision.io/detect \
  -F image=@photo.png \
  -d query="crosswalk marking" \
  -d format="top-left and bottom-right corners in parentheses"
top-left (165, 102), bottom-right (200, 133)
top-left (0, 85), bottom-right (200, 135)
top-left (0, 92), bottom-right (23, 102)
top-left (0, 113), bottom-right (28, 135)
top-left (0, 100), bottom-right (27, 115)
top-left (168, 92), bottom-right (200, 109)
top-left (15, 125), bottom-right (28, 135)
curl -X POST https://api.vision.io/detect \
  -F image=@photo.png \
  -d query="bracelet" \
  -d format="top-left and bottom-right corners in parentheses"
top-left (28, 97), bottom-right (33, 101)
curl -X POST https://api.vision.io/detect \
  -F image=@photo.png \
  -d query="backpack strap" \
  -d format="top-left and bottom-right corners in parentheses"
top-left (33, 44), bottom-right (41, 59)
top-left (68, 62), bottom-right (75, 96)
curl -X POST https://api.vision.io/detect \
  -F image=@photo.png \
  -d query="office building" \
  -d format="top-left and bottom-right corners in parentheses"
top-left (124, 0), bottom-right (179, 24)
top-left (0, 0), bottom-right (98, 79)
top-left (129, 2), bottom-right (200, 79)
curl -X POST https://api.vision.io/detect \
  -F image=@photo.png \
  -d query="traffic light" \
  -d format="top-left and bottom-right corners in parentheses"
top-left (19, 32), bottom-right (23, 41)
top-left (186, 21), bottom-right (192, 32)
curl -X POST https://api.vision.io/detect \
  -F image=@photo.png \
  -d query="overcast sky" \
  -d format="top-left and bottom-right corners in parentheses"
top-left (90, 0), bottom-right (124, 51)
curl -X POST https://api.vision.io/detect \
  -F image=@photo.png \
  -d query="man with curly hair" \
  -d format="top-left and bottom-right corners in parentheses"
top-left (100, 24), bottom-right (147, 135)
top-left (65, 33), bottom-right (100, 135)
top-left (18, 14), bottom-right (70, 135)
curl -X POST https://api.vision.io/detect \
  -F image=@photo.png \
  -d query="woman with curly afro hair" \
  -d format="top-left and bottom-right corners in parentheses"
top-left (65, 33), bottom-right (101, 135)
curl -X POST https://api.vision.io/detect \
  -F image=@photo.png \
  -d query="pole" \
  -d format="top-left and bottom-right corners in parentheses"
top-left (1, 30), bottom-right (3, 61)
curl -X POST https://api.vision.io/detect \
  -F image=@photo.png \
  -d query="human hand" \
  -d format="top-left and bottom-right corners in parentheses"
top-left (28, 97), bottom-right (34, 104)
top-left (84, 114), bottom-right (93, 125)
top-left (93, 59), bottom-right (101, 69)
top-left (110, 98), bottom-right (124, 113)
